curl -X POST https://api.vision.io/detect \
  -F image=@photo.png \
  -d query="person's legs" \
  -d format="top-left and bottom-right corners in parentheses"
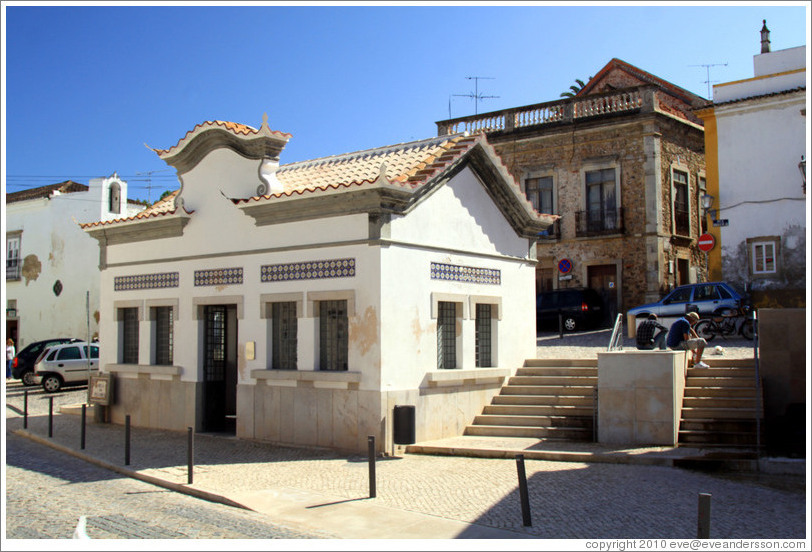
top-left (686, 338), bottom-right (707, 364)
top-left (653, 331), bottom-right (667, 350)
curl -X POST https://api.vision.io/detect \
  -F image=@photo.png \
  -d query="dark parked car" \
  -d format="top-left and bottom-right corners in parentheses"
top-left (10, 338), bottom-right (80, 386)
top-left (626, 282), bottom-right (746, 320)
top-left (536, 288), bottom-right (603, 332)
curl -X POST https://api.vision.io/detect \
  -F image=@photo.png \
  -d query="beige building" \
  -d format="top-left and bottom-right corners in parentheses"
top-left (437, 59), bottom-right (709, 326)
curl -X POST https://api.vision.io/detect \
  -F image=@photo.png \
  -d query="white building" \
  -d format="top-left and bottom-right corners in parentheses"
top-left (83, 117), bottom-right (555, 453)
top-left (6, 175), bottom-right (144, 348)
top-left (697, 21), bottom-right (807, 307)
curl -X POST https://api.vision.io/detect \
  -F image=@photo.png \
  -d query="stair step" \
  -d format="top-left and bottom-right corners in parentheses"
top-left (523, 358), bottom-right (597, 368)
top-left (464, 424), bottom-right (593, 440)
top-left (492, 394), bottom-right (594, 407)
top-left (685, 377), bottom-right (756, 387)
top-left (681, 407), bottom-right (761, 419)
top-left (687, 367), bottom-right (755, 378)
top-left (483, 404), bottom-right (594, 417)
top-left (679, 431), bottom-right (759, 446)
top-left (683, 387), bottom-right (756, 398)
top-left (500, 385), bottom-right (595, 397)
top-left (515, 367), bottom-right (597, 377)
top-left (473, 414), bottom-right (593, 428)
top-left (680, 419), bottom-right (758, 432)
top-left (509, 375), bottom-right (598, 386)
top-left (682, 397), bottom-right (758, 409)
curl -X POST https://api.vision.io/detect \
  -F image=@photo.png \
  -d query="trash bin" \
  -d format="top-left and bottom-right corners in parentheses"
top-left (393, 405), bottom-right (415, 445)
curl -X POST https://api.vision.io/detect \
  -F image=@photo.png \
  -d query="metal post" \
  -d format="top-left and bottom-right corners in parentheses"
top-left (187, 427), bottom-right (194, 485)
top-left (558, 309), bottom-right (564, 339)
top-left (697, 493), bottom-right (711, 538)
top-left (48, 396), bottom-right (54, 438)
top-left (124, 415), bottom-right (131, 466)
top-left (368, 435), bottom-right (376, 498)
top-left (753, 309), bottom-right (761, 460)
top-left (80, 404), bottom-right (86, 450)
top-left (86, 291), bottom-right (91, 406)
top-left (23, 390), bottom-right (28, 429)
top-left (515, 454), bottom-right (532, 526)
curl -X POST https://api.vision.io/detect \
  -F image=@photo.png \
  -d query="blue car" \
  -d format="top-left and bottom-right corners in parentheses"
top-left (626, 282), bottom-right (745, 320)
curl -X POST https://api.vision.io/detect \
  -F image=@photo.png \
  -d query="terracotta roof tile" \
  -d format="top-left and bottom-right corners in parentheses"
top-left (152, 120), bottom-right (292, 157)
top-left (6, 181), bottom-right (88, 204)
top-left (79, 191), bottom-right (190, 229)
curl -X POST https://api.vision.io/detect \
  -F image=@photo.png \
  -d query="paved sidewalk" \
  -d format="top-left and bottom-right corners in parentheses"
top-left (5, 386), bottom-right (807, 540)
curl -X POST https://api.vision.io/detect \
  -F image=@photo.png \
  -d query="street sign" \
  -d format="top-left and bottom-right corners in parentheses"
top-left (713, 219), bottom-right (729, 227)
top-left (558, 258), bottom-right (572, 274)
top-left (698, 233), bottom-right (715, 252)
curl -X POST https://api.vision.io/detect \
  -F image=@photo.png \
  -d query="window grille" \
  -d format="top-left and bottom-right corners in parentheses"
top-left (437, 301), bottom-right (457, 369)
top-left (120, 308), bottom-right (139, 364)
top-left (154, 306), bottom-right (173, 366)
top-left (204, 306), bottom-right (227, 381)
top-left (319, 300), bottom-right (348, 371)
top-left (271, 302), bottom-right (298, 370)
top-left (6, 235), bottom-right (21, 280)
top-left (475, 304), bottom-right (492, 367)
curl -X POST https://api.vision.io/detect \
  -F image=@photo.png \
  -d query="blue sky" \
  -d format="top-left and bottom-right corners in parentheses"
top-left (3, 2), bottom-right (809, 204)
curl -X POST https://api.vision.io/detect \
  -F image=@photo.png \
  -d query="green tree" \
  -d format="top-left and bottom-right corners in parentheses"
top-left (560, 78), bottom-right (588, 98)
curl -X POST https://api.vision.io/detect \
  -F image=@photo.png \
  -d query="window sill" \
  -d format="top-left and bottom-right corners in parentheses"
top-left (106, 364), bottom-right (182, 377)
top-left (251, 369), bottom-right (362, 389)
top-left (426, 367), bottom-right (510, 387)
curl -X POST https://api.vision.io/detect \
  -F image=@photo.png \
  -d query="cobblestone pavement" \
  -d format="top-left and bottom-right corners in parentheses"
top-left (4, 430), bottom-right (333, 539)
top-left (4, 381), bottom-right (807, 541)
top-left (536, 328), bottom-right (758, 359)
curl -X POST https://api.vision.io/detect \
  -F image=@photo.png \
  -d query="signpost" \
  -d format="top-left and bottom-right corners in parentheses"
top-left (698, 233), bottom-right (715, 252)
top-left (558, 258), bottom-right (572, 274)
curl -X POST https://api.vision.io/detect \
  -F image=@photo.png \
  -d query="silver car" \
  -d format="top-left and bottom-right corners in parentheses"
top-left (34, 342), bottom-right (99, 393)
top-left (626, 282), bottom-right (745, 319)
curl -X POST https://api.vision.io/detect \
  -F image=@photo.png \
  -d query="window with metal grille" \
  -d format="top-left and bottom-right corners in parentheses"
top-left (585, 168), bottom-right (618, 233)
top-left (154, 306), bottom-right (173, 366)
top-left (475, 304), bottom-right (492, 367)
top-left (437, 301), bottom-right (457, 369)
top-left (271, 302), bottom-right (298, 370)
top-left (525, 176), bottom-right (554, 214)
top-left (120, 307), bottom-right (139, 364)
top-left (319, 300), bottom-right (348, 371)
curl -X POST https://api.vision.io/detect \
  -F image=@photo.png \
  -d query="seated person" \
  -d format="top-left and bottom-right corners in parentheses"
top-left (636, 313), bottom-right (668, 350)
top-left (666, 311), bottom-right (708, 368)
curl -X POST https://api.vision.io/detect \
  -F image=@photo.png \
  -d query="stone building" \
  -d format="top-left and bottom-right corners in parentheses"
top-left (437, 59), bottom-right (709, 326)
top-left (82, 117), bottom-right (554, 453)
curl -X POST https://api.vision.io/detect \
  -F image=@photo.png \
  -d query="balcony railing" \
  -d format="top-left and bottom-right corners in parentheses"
top-left (575, 208), bottom-right (625, 237)
top-left (6, 259), bottom-right (21, 280)
top-left (437, 86), bottom-right (649, 136)
top-left (537, 218), bottom-right (560, 240)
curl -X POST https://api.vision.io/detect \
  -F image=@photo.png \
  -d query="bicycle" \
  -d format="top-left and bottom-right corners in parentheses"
top-left (694, 305), bottom-right (756, 341)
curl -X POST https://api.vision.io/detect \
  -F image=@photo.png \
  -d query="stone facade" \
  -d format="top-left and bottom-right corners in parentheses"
top-left (437, 59), bottom-right (708, 323)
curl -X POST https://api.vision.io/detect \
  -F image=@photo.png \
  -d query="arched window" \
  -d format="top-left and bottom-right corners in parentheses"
top-left (109, 182), bottom-right (121, 214)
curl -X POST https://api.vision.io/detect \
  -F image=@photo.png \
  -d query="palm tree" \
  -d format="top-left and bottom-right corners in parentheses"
top-left (560, 78), bottom-right (589, 98)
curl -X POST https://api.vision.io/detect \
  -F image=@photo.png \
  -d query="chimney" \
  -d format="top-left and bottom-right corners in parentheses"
top-left (760, 19), bottom-right (771, 54)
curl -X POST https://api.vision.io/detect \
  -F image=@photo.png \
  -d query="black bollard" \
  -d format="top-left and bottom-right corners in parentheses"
top-left (124, 415), bottom-right (131, 466)
top-left (23, 390), bottom-right (28, 429)
top-left (558, 309), bottom-right (564, 339)
top-left (368, 435), bottom-right (376, 498)
top-left (516, 454), bottom-right (532, 526)
top-left (80, 404), bottom-right (87, 450)
top-left (697, 493), bottom-right (711, 538)
top-left (48, 396), bottom-right (54, 438)
top-left (187, 427), bottom-right (194, 485)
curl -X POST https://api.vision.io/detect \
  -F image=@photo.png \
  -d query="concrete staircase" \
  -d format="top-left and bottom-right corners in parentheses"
top-left (678, 359), bottom-right (763, 448)
top-left (464, 359), bottom-right (597, 441)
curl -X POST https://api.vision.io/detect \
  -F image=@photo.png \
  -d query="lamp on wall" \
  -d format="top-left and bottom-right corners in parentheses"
top-left (701, 193), bottom-right (717, 221)
top-left (799, 155), bottom-right (806, 194)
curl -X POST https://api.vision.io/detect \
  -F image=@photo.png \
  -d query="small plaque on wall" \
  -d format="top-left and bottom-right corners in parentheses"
top-left (90, 373), bottom-right (113, 406)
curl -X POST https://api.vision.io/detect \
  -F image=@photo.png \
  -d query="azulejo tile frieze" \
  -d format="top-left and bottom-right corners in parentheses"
top-left (430, 262), bottom-right (501, 285)
top-left (261, 258), bottom-right (356, 282)
top-left (114, 272), bottom-right (179, 291)
top-left (194, 267), bottom-right (244, 287)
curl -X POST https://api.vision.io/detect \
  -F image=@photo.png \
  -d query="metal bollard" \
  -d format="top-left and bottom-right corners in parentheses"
top-left (23, 390), bottom-right (28, 429)
top-left (48, 396), bottom-right (54, 438)
top-left (187, 427), bottom-right (194, 485)
top-left (80, 404), bottom-right (86, 450)
top-left (515, 454), bottom-right (532, 526)
top-left (558, 309), bottom-right (564, 339)
top-left (697, 493), bottom-right (711, 538)
top-left (124, 415), bottom-right (131, 466)
top-left (368, 435), bottom-right (376, 498)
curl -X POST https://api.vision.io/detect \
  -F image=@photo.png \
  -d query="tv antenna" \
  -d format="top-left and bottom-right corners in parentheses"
top-left (134, 168), bottom-right (172, 203)
top-left (690, 62), bottom-right (728, 99)
top-left (452, 76), bottom-right (499, 115)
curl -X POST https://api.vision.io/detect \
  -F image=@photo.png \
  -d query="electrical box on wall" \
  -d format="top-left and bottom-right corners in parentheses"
top-left (668, 261), bottom-right (674, 274)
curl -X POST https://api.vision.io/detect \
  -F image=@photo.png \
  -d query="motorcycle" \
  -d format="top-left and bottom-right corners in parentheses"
top-left (694, 305), bottom-right (756, 341)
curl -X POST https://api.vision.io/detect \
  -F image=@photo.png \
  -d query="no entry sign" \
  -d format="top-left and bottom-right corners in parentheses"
top-left (698, 233), bottom-right (715, 252)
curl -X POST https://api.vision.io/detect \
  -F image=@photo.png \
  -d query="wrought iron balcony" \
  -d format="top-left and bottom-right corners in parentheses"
top-left (575, 207), bottom-right (625, 237)
top-left (6, 259), bottom-right (21, 280)
top-left (537, 218), bottom-right (561, 240)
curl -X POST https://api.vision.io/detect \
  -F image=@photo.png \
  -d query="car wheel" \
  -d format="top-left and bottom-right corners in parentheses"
top-left (21, 370), bottom-right (38, 386)
top-left (564, 317), bottom-right (577, 331)
top-left (42, 374), bottom-right (63, 393)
